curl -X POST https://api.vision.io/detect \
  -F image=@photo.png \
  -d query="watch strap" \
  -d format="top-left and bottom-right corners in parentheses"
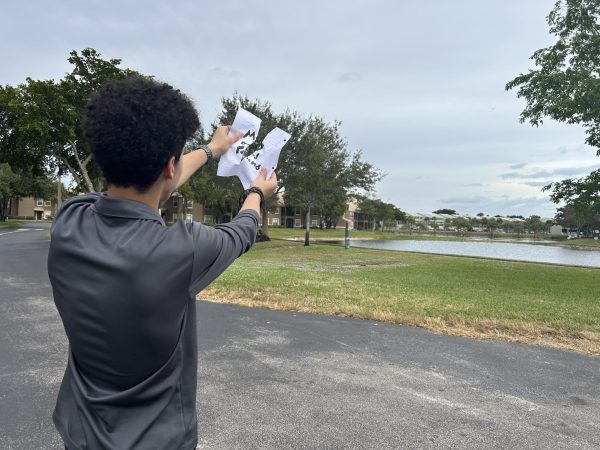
top-left (199, 144), bottom-right (213, 163)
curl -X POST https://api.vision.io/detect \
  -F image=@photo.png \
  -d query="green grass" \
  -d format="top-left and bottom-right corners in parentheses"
top-left (202, 240), bottom-right (600, 354)
top-left (0, 219), bottom-right (23, 229)
top-left (268, 227), bottom-right (401, 240)
top-left (545, 238), bottom-right (600, 249)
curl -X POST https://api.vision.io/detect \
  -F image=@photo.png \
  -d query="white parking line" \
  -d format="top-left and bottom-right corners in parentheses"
top-left (0, 228), bottom-right (44, 236)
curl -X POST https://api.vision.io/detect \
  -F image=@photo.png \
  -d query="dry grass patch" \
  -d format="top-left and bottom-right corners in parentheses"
top-left (200, 290), bottom-right (599, 355)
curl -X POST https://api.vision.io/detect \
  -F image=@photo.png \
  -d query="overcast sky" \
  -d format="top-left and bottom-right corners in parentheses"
top-left (2, 0), bottom-right (598, 217)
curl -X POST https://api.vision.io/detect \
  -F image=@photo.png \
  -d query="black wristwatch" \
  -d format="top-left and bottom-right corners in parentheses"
top-left (239, 187), bottom-right (265, 209)
top-left (198, 144), bottom-right (213, 163)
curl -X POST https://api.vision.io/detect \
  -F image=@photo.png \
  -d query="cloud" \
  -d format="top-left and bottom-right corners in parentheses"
top-left (460, 182), bottom-right (484, 187)
top-left (501, 170), bottom-right (552, 179)
top-left (337, 72), bottom-right (361, 83)
top-left (438, 195), bottom-right (556, 218)
top-left (439, 196), bottom-right (489, 204)
top-left (508, 162), bottom-right (526, 169)
top-left (207, 67), bottom-right (240, 78)
top-left (553, 164), bottom-right (600, 176)
top-left (521, 181), bottom-right (552, 187)
top-left (500, 164), bottom-right (599, 180)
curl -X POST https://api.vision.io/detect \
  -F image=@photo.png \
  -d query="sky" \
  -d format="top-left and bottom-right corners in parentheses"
top-left (2, 0), bottom-right (598, 218)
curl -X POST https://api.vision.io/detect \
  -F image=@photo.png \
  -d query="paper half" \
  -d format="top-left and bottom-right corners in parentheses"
top-left (217, 109), bottom-right (291, 189)
top-left (217, 108), bottom-right (261, 178)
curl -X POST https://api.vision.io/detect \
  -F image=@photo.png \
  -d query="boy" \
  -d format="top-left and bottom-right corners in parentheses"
top-left (48, 77), bottom-right (277, 449)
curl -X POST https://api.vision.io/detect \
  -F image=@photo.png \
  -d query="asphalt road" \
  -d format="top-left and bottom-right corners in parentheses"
top-left (1, 221), bottom-right (599, 449)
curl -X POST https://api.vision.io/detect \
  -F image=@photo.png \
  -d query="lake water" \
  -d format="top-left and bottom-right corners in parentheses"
top-left (348, 239), bottom-right (600, 268)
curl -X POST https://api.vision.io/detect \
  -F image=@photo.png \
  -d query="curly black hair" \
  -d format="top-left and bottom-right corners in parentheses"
top-left (82, 77), bottom-right (199, 191)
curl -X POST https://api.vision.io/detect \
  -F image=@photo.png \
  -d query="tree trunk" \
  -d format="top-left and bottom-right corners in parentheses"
top-left (261, 203), bottom-right (270, 240)
top-left (57, 180), bottom-right (62, 209)
top-left (80, 167), bottom-right (94, 192)
top-left (0, 198), bottom-right (7, 222)
top-left (304, 207), bottom-right (311, 246)
top-left (70, 143), bottom-right (95, 192)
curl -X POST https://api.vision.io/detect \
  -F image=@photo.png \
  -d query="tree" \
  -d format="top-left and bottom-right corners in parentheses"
top-left (429, 219), bottom-right (439, 235)
top-left (487, 217), bottom-right (499, 238)
top-left (405, 216), bottom-right (416, 234)
top-left (433, 208), bottom-right (457, 215)
top-left (506, 0), bottom-right (600, 154)
top-left (284, 116), bottom-right (382, 245)
top-left (189, 94), bottom-right (284, 233)
top-left (0, 163), bottom-right (19, 221)
top-left (0, 48), bottom-right (141, 192)
top-left (524, 215), bottom-right (548, 237)
top-left (317, 188), bottom-right (348, 229)
top-left (451, 217), bottom-right (470, 234)
top-left (356, 197), bottom-right (405, 232)
top-left (513, 222), bottom-right (525, 238)
top-left (0, 163), bottom-right (55, 221)
top-left (544, 169), bottom-right (600, 236)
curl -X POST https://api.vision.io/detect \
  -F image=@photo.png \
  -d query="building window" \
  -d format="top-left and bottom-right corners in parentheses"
top-left (311, 220), bottom-right (318, 227)
top-left (186, 214), bottom-right (193, 223)
top-left (45, 200), bottom-right (51, 206)
top-left (36, 199), bottom-right (44, 207)
top-left (203, 215), bottom-right (213, 224)
top-left (172, 213), bottom-right (178, 222)
top-left (271, 218), bottom-right (279, 225)
top-left (294, 219), bottom-right (301, 227)
top-left (186, 200), bottom-right (193, 209)
top-left (172, 198), bottom-right (179, 208)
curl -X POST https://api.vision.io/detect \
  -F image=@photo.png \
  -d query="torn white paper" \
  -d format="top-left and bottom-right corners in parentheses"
top-left (217, 108), bottom-right (261, 178)
top-left (217, 108), bottom-right (291, 189)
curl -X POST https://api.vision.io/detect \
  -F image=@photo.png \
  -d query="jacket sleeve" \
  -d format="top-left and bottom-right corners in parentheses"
top-left (187, 209), bottom-right (259, 296)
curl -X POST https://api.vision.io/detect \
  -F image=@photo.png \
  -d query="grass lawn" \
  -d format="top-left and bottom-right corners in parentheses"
top-left (0, 219), bottom-right (23, 229)
top-left (200, 240), bottom-right (600, 355)
top-left (269, 227), bottom-right (401, 240)
top-left (545, 238), bottom-right (600, 250)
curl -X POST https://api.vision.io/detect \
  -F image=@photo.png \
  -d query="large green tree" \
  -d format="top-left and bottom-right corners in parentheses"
top-left (506, 0), bottom-right (600, 153)
top-left (0, 48), bottom-right (141, 192)
top-left (183, 94), bottom-right (283, 232)
top-left (284, 115), bottom-right (382, 245)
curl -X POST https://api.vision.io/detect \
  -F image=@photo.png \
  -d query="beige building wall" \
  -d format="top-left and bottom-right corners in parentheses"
top-left (8, 196), bottom-right (57, 220)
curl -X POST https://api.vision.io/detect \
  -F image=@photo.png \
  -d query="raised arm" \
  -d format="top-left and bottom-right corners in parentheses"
top-left (187, 168), bottom-right (278, 295)
top-left (176, 125), bottom-right (242, 189)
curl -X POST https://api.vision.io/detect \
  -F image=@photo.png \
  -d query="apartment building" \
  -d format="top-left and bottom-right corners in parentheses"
top-left (7, 196), bottom-right (58, 220)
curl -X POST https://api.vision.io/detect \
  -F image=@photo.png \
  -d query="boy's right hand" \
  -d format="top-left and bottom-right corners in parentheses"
top-left (208, 125), bottom-right (243, 158)
top-left (251, 168), bottom-right (278, 199)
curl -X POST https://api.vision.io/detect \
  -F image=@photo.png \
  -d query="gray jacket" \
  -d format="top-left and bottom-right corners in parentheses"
top-left (48, 193), bottom-right (258, 449)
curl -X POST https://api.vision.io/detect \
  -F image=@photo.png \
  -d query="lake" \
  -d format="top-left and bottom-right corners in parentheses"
top-left (347, 239), bottom-right (600, 268)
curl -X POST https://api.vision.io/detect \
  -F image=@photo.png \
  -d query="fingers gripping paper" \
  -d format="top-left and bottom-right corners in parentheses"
top-left (217, 108), bottom-right (291, 189)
